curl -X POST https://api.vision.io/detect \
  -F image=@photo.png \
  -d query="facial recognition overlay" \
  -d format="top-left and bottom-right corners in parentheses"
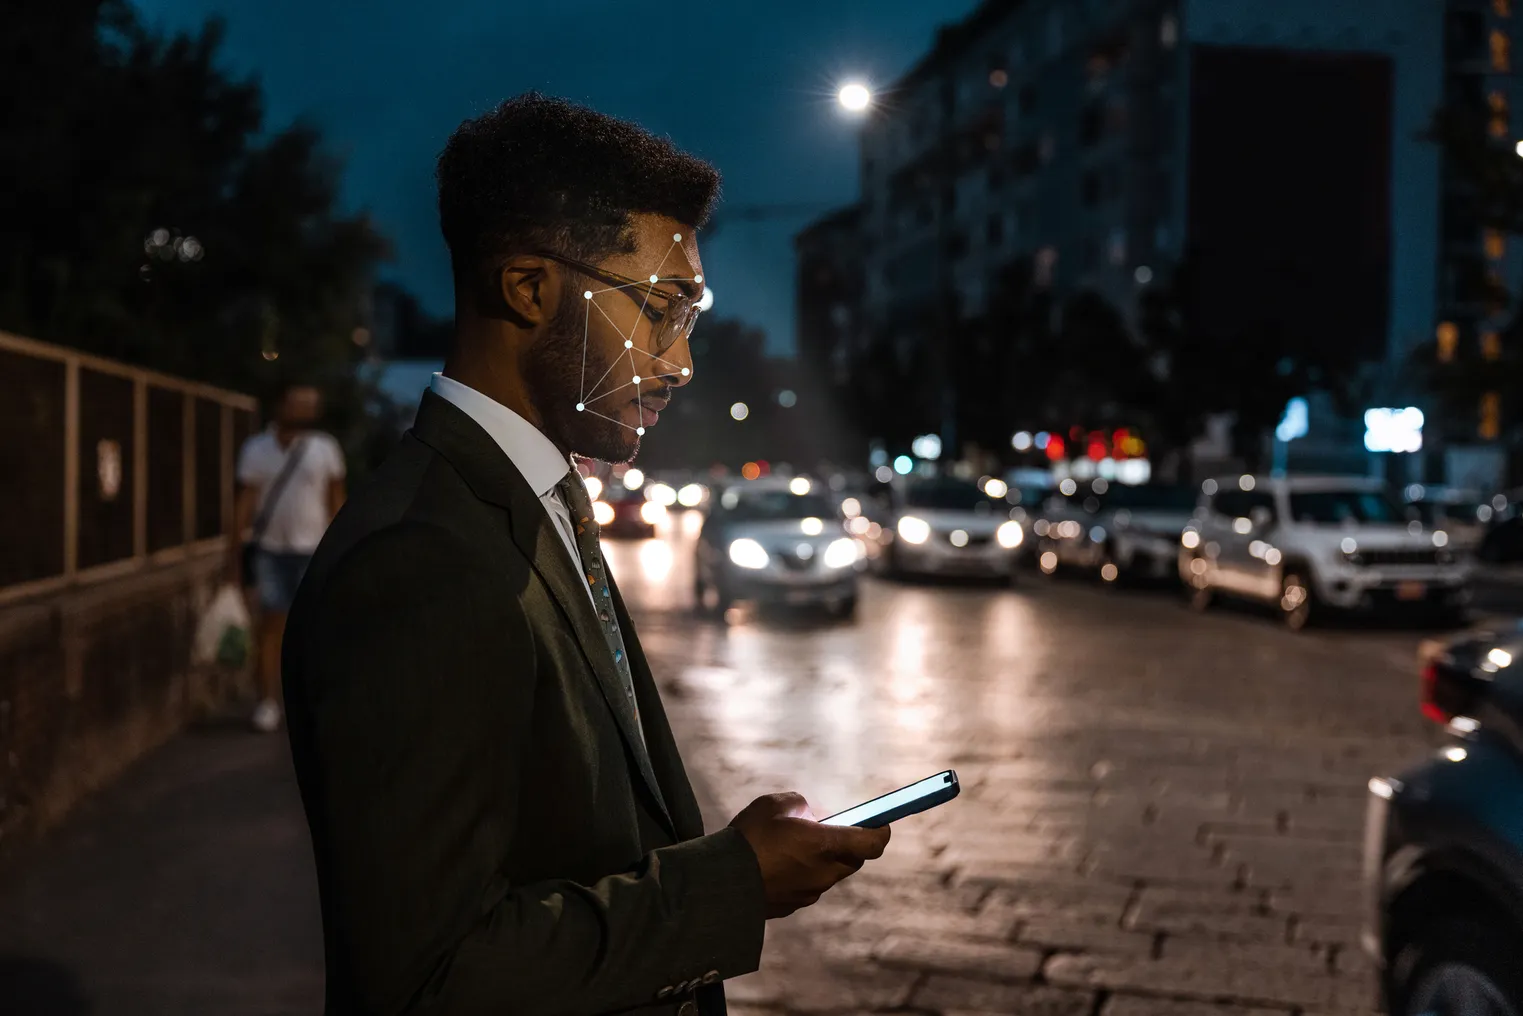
top-left (574, 233), bottom-right (703, 437)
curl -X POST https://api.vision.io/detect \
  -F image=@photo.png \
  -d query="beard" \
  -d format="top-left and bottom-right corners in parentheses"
top-left (524, 292), bottom-right (641, 464)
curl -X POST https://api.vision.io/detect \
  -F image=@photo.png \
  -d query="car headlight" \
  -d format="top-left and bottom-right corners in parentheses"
top-left (728, 537), bottom-right (770, 569)
top-left (823, 537), bottom-right (860, 569)
top-left (897, 516), bottom-right (931, 544)
top-left (592, 500), bottom-right (615, 526)
top-left (997, 520), bottom-right (1024, 549)
top-left (640, 501), bottom-right (667, 525)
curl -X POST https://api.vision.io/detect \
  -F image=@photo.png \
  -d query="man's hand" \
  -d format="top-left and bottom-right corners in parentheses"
top-left (729, 792), bottom-right (891, 919)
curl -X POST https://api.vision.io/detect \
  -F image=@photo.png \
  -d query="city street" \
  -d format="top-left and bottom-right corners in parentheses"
top-left (0, 520), bottom-right (1477, 1015)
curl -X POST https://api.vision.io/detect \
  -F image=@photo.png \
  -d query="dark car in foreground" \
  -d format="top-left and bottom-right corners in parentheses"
top-left (1364, 620), bottom-right (1523, 1013)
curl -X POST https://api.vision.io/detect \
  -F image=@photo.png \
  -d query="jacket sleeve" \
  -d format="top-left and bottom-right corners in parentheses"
top-left (292, 522), bottom-right (766, 1015)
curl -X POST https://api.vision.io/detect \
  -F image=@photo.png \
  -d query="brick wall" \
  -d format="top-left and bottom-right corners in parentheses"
top-left (0, 550), bottom-right (242, 858)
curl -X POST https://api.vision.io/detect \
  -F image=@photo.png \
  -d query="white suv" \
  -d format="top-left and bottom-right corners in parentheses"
top-left (1178, 475), bottom-right (1472, 629)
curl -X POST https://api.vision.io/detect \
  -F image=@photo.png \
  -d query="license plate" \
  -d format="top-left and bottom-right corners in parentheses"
top-left (1396, 581), bottom-right (1426, 601)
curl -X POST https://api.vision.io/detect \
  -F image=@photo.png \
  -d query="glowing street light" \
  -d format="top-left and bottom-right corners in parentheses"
top-left (838, 82), bottom-right (872, 113)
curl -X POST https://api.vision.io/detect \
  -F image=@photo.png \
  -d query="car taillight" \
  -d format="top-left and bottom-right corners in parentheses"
top-left (1420, 662), bottom-right (1450, 724)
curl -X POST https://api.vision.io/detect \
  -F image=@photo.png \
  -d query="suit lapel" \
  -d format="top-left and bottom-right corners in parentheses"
top-left (410, 392), bottom-right (674, 835)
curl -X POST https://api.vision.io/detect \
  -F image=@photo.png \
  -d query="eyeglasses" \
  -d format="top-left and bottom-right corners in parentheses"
top-left (535, 251), bottom-right (704, 355)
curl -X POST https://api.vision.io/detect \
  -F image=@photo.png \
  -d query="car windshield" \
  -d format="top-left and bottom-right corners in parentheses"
top-left (1100, 485), bottom-right (1197, 511)
top-left (721, 491), bottom-right (837, 521)
top-left (1412, 501), bottom-right (1482, 525)
top-left (1289, 489), bottom-right (1407, 525)
top-left (904, 480), bottom-right (995, 513)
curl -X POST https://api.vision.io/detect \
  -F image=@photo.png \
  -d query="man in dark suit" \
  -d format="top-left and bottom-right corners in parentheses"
top-left (281, 93), bottom-right (891, 1016)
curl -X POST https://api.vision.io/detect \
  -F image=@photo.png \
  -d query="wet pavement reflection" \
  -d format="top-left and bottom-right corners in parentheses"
top-left (605, 518), bottom-right (1440, 1012)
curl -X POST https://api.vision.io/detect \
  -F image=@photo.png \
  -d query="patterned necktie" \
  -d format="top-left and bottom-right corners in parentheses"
top-left (555, 469), bottom-right (644, 746)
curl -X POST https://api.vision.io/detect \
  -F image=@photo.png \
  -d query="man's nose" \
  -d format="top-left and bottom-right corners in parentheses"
top-left (662, 335), bottom-right (695, 387)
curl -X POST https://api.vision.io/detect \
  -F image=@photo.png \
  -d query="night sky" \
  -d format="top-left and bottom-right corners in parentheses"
top-left (130, 1), bottom-right (980, 355)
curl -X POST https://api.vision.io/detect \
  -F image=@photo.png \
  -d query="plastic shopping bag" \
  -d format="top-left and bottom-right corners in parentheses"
top-left (195, 583), bottom-right (252, 669)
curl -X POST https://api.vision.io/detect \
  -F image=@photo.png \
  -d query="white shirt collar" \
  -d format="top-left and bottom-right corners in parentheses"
top-left (429, 373), bottom-right (572, 498)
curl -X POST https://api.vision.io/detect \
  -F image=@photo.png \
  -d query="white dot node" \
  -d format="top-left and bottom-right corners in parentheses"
top-left (632, 375), bottom-right (641, 384)
top-left (583, 290), bottom-right (592, 299)
top-left (649, 274), bottom-right (659, 283)
top-left (680, 367), bottom-right (690, 376)
top-left (694, 274), bottom-right (703, 284)
top-left (673, 233), bottom-right (682, 242)
top-left (636, 427), bottom-right (646, 436)
top-left (624, 339), bottom-right (633, 349)
top-left (575, 403), bottom-right (585, 412)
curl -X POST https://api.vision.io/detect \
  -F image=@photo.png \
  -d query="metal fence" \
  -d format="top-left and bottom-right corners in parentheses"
top-left (0, 331), bottom-right (258, 605)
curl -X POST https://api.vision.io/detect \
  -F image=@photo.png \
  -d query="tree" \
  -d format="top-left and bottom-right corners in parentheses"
top-left (0, 2), bottom-right (389, 435)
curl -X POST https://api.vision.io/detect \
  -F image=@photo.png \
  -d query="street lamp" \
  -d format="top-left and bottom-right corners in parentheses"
top-left (837, 82), bottom-right (872, 113)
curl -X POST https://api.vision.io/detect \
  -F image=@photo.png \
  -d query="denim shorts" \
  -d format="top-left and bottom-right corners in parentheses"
top-left (253, 550), bottom-right (312, 613)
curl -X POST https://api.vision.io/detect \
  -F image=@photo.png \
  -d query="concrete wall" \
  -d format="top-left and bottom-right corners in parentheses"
top-left (0, 549), bottom-right (240, 858)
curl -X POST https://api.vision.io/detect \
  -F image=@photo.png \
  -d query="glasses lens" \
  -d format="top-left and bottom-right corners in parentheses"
top-left (655, 294), bottom-right (698, 353)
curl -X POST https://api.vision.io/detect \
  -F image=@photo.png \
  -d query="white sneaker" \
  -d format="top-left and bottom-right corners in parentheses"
top-left (251, 699), bottom-right (282, 733)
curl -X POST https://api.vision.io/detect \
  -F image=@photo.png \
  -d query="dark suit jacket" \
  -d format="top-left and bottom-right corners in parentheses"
top-left (282, 391), bottom-right (766, 1015)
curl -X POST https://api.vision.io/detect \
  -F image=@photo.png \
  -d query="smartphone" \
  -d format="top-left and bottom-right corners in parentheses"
top-left (819, 770), bottom-right (960, 828)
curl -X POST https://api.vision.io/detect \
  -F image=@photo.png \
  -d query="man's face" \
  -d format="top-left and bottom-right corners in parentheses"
top-left (525, 214), bottom-right (702, 463)
top-left (278, 386), bottom-right (322, 429)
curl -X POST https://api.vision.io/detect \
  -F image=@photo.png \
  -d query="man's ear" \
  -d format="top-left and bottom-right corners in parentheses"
top-left (495, 256), bottom-right (559, 327)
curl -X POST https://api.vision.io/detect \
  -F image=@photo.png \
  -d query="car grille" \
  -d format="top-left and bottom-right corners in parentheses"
top-left (941, 532), bottom-right (992, 548)
top-left (778, 551), bottom-right (815, 571)
top-left (1352, 548), bottom-right (1444, 567)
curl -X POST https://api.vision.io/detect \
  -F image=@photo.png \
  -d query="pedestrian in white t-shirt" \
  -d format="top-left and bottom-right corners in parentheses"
top-left (230, 384), bottom-right (346, 732)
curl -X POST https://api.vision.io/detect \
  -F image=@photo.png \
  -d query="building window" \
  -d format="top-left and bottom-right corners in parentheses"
top-left (987, 214), bottom-right (1004, 245)
top-left (1483, 330), bottom-right (1503, 361)
top-left (1487, 228), bottom-right (1507, 260)
top-left (1035, 246), bottom-right (1058, 287)
top-left (1492, 28), bottom-right (1511, 71)
top-left (1496, 0), bottom-right (1511, 18)
top-left (1490, 91), bottom-right (1510, 138)
top-left (1161, 13), bottom-right (1179, 49)
top-left (989, 67), bottom-right (1009, 88)
top-left (1109, 229), bottom-right (1128, 266)
top-left (1437, 321), bottom-right (1459, 362)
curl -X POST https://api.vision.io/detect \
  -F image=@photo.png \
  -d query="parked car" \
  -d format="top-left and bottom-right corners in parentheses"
top-left (1004, 481), bottom-right (1054, 571)
top-left (694, 478), bottom-right (862, 617)
top-left (597, 481), bottom-right (661, 539)
top-left (1404, 484), bottom-right (1489, 554)
top-left (1479, 490), bottom-right (1523, 564)
top-left (1364, 619), bottom-right (1523, 1013)
top-left (1179, 475), bottom-right (1472, 629)
top-left (1034, 480), bottom-right (1197, 584)
top-left (883, 476), bottom-right (1023, 580)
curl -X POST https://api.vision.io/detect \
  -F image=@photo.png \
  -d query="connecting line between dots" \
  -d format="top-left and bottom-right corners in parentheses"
top-left (574, 234), bottom-right (701, 428)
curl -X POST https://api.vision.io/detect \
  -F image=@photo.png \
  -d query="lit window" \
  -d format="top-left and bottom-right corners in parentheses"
top-left (1160, 13), bottom-right (1179, 48)
top-left (1437, 321), bottom-right (1459, 362)
top-left (1483, 331), bottom-right (1503, 361)
top-left (1493, 29), bottom-right (1511, 72)
top-left (1487, 228), bottom-right (1507, 260)
top-left (1496, 0), bottom-right (1511, 18)
top-left (989, 68), bottom-right (1008, 88)
top-left (1481, 392), bottom-right (1502, 440)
